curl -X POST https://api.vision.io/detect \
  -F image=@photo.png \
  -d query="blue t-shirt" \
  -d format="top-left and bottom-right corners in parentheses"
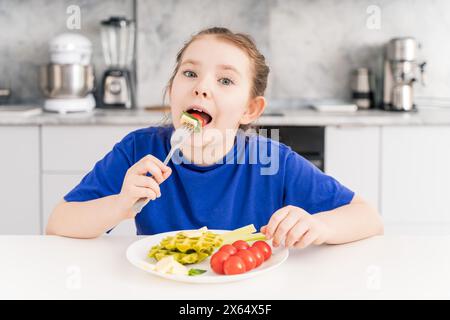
top-left (64, 126), bottom-right (354, 235)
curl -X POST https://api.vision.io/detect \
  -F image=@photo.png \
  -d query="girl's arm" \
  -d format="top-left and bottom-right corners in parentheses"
top-left (46, 155), bottom-right (172, 239)
top-left (46, 196), bottom-right (131, 239)
top-left (315, 195), bottom-right (383, 244)
top-left (262, 195), bottom-right (383, 248)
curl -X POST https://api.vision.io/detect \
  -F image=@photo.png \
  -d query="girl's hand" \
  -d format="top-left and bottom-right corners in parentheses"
top-left (118, 155), bottom-right (172, 218)
top-left (261, 205), bottom-right (332, 249)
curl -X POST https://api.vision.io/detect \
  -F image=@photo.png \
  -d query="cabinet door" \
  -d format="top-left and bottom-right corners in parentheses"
top-left (43, 173), bottom-right (136, 235)
top-left (381, 126), bottom-right (450, 223)
top-left (325, 126), bottom-right (380, 210)
top-left (42, 173), bottom-right (85, 232)
top-left (42, 125), bottom-right (143, 172)
top-left (0, 126), bottom-right (40, 234)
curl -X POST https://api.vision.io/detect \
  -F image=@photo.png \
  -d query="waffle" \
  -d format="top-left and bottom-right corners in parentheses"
top-left (148, 231), bottom-right (223, 265)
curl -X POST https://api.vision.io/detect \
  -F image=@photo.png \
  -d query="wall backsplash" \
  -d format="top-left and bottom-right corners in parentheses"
top-left (0, 0), bottom-right (133, 105)
top-left (1, 0), bottom-right (450, 108)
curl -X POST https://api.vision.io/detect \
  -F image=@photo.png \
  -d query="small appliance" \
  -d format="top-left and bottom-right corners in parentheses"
top-left (382, 37), bottom-right (426, 112)
top-left (40, 33), bottom-right (95, 113)
top-left (100, 16), bottom-right (136, 109)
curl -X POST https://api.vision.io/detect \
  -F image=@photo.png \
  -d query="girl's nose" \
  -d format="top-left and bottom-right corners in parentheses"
top-left (194, 90), bottom-right (208, 98)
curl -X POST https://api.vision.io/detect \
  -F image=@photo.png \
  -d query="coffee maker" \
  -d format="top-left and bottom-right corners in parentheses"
top-left (382, 37), bottom-right (426, 111)
top-left (100, 16), bottom-right (135, 109)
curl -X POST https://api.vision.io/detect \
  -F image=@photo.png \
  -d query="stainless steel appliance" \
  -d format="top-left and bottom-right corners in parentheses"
top-left (382, 37), bottom-right (426, 111)
top-left (39, 33), bottom-right (96, 113)
top-left (351, 68), bottom-right (373, 109)
top-left (0, 88), bottom-right (11, 105)
top-left (100, 16), bottom-right (136, 109)
top-left (40, 64), bottom-right (94, 98)
top-left (258, 126), bottom-right (325, 170)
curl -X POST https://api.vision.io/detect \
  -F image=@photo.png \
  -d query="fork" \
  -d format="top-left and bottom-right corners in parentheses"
top-left (131, 125), bottom-right (195, 214)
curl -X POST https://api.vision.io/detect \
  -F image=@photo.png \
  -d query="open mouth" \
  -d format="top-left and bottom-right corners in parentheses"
top-left (186, 107), bottom-right (213, 126)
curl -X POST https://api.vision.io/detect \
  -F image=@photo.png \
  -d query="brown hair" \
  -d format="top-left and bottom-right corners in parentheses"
top-left (163, 27), bottom-right (270, 130)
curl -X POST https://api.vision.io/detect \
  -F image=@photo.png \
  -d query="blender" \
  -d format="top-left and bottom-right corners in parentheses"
top-left (100, 16), bottom-right (136, 109)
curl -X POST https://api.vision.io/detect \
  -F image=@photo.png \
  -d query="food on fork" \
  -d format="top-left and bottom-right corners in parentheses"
top-left (182, 106), bottom-right (213, 130)
top-left (180, 111), bottom-right (204, 133)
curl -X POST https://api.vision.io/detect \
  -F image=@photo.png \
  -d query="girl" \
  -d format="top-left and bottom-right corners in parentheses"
top-left (47, 27), bottom-right (383, 248)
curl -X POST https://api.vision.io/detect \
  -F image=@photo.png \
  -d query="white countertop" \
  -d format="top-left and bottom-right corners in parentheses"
top-left (1, 107), bottom-right (450, 126)
top-left (1, 235), bottom-right (449, 299)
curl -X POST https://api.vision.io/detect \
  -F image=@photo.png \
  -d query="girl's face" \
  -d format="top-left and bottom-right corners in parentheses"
top-left (169, 35), bottom-right (254, 148)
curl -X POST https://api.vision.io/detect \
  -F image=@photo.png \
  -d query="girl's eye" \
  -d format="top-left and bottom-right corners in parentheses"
top-left (183, 70), bottom-right (197, 78)
top-left (219, 77), bottom-right (234, 86)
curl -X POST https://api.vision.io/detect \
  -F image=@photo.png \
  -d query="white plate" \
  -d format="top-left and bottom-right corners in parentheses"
top-left (126, 229), bottom-right (289, 283)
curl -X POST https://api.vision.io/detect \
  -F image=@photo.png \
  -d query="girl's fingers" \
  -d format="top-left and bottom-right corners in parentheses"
top-left (134, 176), bottom-right (161, 197)
top-left (131, 155), bottom-right (172, 184)
top-left (285, 221), bottom-right (310, 247)
top-left (132, 158), bottom-right (164, 183)
top-left (132, 186), bottom-right (157, 200)
top-left (264, 206), bottom-right (291, 239)
top-left (144, 154), bottom-right (167, 171)
top-left (162, 166), bottom-right (172, 181)
top-left (145, 154), bottom-right (172, 177)
top-left (272, 212), bottom-right (301, 247)
top-left (294, 230), bottom-right (318, 249)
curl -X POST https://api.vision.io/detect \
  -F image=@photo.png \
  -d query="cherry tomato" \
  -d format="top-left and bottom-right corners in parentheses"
top-left (219, 244), bottom-right (237, 256)
top-left (232, 240), bottom-right (249, 251)
top-left (210, 251), bottom-right (230, 275)
top-left (252, 241), bottom-right (272, 261)
top-left (223, 256), bottom-right (247, 275)
top-left (235, 249), bottom-right (256, 271)
top-left (249, 246), bottom-right (264, 267)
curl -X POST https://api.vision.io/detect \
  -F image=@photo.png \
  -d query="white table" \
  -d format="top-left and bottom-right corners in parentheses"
top-left (1, 235), bottom-right (449, 299)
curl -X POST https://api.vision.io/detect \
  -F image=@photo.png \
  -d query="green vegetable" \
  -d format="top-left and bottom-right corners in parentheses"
top-left (188, 268), bottom-right (207, 276)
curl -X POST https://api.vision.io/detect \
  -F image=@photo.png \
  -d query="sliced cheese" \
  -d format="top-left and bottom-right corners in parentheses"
top-left (155, 256), bottom-right (176, 273)
top-left (180, 226), bottom-right (208, 238)
top-left (169, 261), bottom-right (188, 275)
top-left (155, 256), bottom-right (188, 275)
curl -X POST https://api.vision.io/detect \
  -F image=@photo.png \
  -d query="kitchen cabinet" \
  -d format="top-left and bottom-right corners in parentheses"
top-left (41, 125), bottom-right (142, 235)
top-left (325, 126), bottom-right (380, 210)
top-left (42, 173), bottom-right (136, 235)
top-left (42, 125), bottom-right (142, 172)
top-left (42, 173), bottom-right (84, 233)
top-left (0, 126), bottom-right (40, 234)
top-left (381, 126), bottom-right (450, 224)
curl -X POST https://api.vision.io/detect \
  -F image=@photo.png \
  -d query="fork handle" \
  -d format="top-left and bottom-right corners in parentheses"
top-left (132, 126), bottom-right (191, 214)
top-left (132, 145), bottom-right (180, 214)
top-left (132, 197), bottom-right (149, 214)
